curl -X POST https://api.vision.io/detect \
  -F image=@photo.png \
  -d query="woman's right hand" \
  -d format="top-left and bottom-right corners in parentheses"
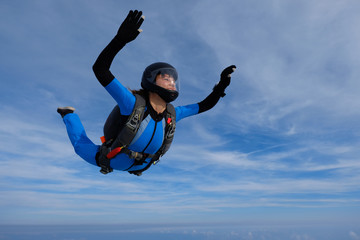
top-left (116, 10), bottom-right (145, 43)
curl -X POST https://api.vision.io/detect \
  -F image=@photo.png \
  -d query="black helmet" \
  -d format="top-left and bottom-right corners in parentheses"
top-left (141, 62), bottom-right (179, 102)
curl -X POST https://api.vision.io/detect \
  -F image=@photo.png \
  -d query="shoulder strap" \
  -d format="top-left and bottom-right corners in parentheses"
top-left (111, 94), bottom-right (146, 149)
top-left (128, 103), bottom-right (176, 176)
top-left (158, 103), bottom-right (176, 157)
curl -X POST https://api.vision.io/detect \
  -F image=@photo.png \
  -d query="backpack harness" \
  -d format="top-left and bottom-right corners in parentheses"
top-left (96, 94), bottom-right (176, 176)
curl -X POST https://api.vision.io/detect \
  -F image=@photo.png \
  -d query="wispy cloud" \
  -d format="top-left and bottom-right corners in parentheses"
top-left (350, 231), bottom-right (360, 240)
top-left (189, 0), bottom-right (360, 136)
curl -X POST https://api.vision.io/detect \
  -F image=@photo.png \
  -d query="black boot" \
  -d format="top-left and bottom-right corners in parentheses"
top-left (57, 106), bottom-right (75, 118)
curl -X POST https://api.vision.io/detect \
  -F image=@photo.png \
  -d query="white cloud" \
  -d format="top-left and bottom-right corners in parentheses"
top-left (350, 231), bottom-right (360, 240)
top-left (187, 0), bottom-right (360, 136)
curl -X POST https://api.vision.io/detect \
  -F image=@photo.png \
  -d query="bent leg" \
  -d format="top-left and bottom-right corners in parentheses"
top-left (63, 113), bottom-right (99, 166)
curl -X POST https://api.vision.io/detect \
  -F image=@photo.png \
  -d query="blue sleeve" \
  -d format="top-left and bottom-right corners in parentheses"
top-left (104, 78), bottom-right (136, 116)
top-left (175, 103), bottom-right (199, 122)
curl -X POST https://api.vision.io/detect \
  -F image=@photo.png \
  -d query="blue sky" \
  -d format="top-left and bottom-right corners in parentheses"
top-left (1, 0), bottom-right (360, 237)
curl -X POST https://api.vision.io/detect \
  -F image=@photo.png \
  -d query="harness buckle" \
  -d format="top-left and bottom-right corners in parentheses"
top-left (130, 152), bottom-right (149, 165)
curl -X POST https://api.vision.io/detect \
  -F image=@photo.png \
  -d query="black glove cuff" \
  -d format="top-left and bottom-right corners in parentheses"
top-left (113, 34), bottom-right (129, 46)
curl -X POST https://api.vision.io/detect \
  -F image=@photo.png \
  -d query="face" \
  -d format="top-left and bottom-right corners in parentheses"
top-left (155, 73), bottom-right (177, 91)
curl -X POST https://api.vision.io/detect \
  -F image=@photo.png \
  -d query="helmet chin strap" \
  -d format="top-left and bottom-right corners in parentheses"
top-left (152, 84), bottom-right (178, 102)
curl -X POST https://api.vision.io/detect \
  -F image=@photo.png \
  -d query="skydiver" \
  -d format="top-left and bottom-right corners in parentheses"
top-left (57, 10), bottom-right (236, 175)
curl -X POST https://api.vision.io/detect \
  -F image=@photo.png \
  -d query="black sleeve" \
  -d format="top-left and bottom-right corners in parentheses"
top-left (197, 87), bottom-right (225, 113)
top-left (92, 36), bottom-right (126, 87)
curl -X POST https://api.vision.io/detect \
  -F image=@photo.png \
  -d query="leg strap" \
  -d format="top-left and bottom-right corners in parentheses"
top-left (96, 144), bottom-right (113, 174)
top-left (96, 144), bottom-right (155, 175)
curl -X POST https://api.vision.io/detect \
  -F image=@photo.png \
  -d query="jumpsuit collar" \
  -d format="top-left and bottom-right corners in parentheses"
top-left (145, 99), bottom-right (165, 122)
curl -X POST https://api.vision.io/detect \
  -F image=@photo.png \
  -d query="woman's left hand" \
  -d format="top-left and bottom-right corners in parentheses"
top-left (213, 65), bottom-right (236, 96)
top-left (219, 65), bottom-right (236, 88)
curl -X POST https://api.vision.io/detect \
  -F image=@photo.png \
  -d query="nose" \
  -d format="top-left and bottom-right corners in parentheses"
top-left (168, 80), bottom-right (176, 90)
top-left (169, 79), bottom-right (175, 86)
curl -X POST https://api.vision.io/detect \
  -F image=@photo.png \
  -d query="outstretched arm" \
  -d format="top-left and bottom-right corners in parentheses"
top-left (92, 10), bottom-right (145, 87)
top-left (198, 65), bottom-right (236, 113)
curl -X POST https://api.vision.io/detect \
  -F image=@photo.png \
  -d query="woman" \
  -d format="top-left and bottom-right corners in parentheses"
top-left (58, 10), bottom-right (236, 176)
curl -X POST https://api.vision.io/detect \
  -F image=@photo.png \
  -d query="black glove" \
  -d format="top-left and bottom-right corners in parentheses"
top-left (213, 65), bottom-right (236, 97)
top-left (116, 10), bottom-right (145, 43)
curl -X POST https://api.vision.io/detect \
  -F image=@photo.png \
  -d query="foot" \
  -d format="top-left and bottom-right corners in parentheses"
top-left (57, 106), bottom-right (75, 118)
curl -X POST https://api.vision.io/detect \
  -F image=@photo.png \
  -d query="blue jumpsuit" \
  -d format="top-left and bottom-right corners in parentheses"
top-left (62, 77), bottom-right (199, 172)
